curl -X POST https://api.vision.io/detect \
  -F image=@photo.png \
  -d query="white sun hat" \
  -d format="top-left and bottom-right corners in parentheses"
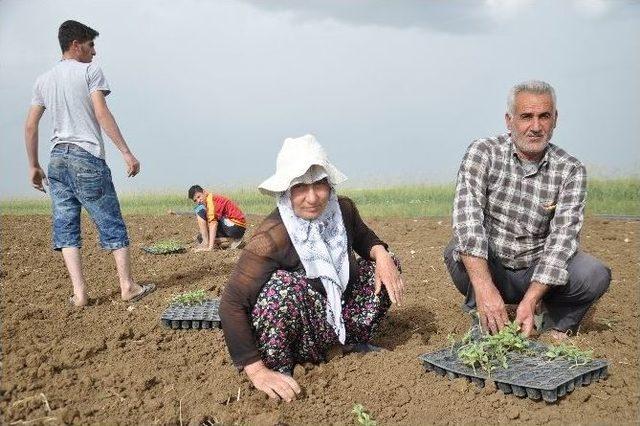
top-left (258, 134), bottom-right (347, 196)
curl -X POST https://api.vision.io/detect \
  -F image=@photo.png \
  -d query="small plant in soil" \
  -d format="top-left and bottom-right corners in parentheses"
top-left (352, 403), bottom-right (377, 426)
top-left (454, 322), bottom-right (531, 375)
top-left (544, 343), bottom-right (593, 367)
top-left (170, 289), bottom-right (206, 306)
top-left (148, 240), bottom-right (185, 253)
top-left (447, 333), bottom-right (457, 353)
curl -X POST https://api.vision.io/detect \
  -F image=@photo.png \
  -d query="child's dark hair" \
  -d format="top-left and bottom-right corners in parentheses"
top-left (58, 20), bottom-right (99, 52)
top-left (188, 185), bottom-right (204, 200)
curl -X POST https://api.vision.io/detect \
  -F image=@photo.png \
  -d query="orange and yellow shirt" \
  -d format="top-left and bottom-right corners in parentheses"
top-left (205, 193), bottom-right (246, 228)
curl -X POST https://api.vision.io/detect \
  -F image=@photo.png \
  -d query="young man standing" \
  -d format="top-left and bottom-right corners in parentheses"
top-left (188, 185), bottom-right (247, 251)
top-left (25, 20), bottom-right (155, 307)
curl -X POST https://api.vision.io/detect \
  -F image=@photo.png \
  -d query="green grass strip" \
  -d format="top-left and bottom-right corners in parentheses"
top-left (1, 178), bottom-right (638, 218)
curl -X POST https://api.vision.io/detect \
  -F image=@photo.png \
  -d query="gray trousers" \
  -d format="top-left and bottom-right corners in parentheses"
top-left (443, 240), bottom-right (611, 332)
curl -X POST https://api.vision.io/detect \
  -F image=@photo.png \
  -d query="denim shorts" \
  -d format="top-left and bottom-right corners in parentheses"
top-left (48, 143), bottom-right (129, 250)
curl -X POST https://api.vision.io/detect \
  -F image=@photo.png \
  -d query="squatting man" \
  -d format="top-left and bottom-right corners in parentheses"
top-left (444, 80), bottom-right (611, 339)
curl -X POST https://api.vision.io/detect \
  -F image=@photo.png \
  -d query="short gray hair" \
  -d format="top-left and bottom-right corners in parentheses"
top-left (506, 80), bottom-right (557, 116)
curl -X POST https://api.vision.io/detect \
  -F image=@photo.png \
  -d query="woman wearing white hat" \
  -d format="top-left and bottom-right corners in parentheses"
top-left (219, 134), bottom-right (404, 401)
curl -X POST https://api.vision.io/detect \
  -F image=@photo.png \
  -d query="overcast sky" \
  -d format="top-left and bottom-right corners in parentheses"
top-left (1, 0), bottom-right (638, 199)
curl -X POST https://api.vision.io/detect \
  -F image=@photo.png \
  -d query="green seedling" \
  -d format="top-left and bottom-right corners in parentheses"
top-left (544, 343), bottom-right (593, 368)
top-left (448, 328), bottom-right (474, 355)
top-left (461, 328), bottom-right (473, 344)
top-left (453, 322), bottom-right (531, 376)
top-left (148, 240), bottom-right (185, 253)
top-left (170, 289), bottom-right (206, 306)
top-left (457, 341), bottom-right (492, 374)
top-left (352, 403), bottom-right (377, 426)
top-left (447, 333), bottom-right (457, 354)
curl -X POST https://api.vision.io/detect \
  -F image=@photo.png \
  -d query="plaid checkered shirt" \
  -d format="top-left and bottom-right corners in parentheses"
top-left (452, 134), bottom-right (586, 286)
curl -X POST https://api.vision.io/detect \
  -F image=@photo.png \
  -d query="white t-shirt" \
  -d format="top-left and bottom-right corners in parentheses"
top-left (31, 59), bottom-right (111, 159)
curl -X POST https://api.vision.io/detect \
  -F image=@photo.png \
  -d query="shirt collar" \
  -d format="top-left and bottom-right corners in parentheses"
top-left (506, 134), bottom-right (551, 170)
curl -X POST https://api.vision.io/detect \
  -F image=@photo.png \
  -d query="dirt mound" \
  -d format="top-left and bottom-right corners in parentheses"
top-left (1, 214), bottom-right (638, 424)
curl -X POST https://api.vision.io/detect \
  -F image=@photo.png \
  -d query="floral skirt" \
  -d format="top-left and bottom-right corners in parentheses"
top-left (250, 256), bottom-right (400, 373)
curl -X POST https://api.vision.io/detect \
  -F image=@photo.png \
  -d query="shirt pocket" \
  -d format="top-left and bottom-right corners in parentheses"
top-left (523, 199), bottom-right (556, 236)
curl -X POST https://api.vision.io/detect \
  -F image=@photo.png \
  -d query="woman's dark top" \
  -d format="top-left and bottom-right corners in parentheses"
top-left (219, 196), bottom-right (387, 368)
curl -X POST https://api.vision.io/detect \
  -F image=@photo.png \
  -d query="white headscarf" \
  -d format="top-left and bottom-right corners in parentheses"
top-left (277, 178), bottom-right (350, 343)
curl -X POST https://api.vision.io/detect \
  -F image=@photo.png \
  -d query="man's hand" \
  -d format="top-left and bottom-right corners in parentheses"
top-left (245, 361), bottom-right (301, 402)
top-left (515, 281), bottom-right (549, 336)
top-left (515, 298), bottom-right (537, 337)
top-left (474, 284), bottom-right (509, 335)
top-left (460, 254), bottom-right (508, 334)
top-left (123, 152), bottom-right (140, 177)
top-left (370, 246), bottom-right (404, 305)
top-left (29, 166), bottom-right (48, 192)
top-left (25, 105), bottom-right (45, 190)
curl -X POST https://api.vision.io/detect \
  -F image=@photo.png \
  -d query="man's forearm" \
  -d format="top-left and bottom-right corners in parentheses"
top-left (25, 106), bottom-right (45, 167)
top-left (522, 281), bottom-right (549, 305)
top-left (95, 109), bottom-right (132, 154)
top-left (460, 253), bottom-right (495, 291)
top-left (25, 127), bottom-right (40, 167)
top-left (208, 222), bottom-right (218, 248)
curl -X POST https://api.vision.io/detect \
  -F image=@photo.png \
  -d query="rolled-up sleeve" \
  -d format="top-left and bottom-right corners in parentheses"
top-left (532, 164), bottom-right (586, 286)
top-left (452, 141), bottom-right (490, 261)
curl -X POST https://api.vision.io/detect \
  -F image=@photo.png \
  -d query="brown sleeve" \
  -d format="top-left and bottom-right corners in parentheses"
top-left (340, 197), bottom-right (388, 260)
top-left (219, 211), bottom-right (292, 368)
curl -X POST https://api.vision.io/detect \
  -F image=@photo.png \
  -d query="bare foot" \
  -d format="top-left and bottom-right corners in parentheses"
top-left (123, 283), bottom-right (156, 302)
top-left (121, 281), bottom-right (144, 300)
top-left (214, 237), bottom-right (232, 249)
top-left (69, 294), bottom-right (89, 307)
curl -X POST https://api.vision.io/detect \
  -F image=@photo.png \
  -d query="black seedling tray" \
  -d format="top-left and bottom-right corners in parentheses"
top-left (160, 299), bottom-right (221, 330)
top-left (420, 340), bottom-right (608, 403)
top-left (142, 246), bottom-right (186, 255)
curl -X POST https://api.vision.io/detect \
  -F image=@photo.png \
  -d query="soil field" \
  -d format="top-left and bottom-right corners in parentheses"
top-left (1, 214), bottom-right (638, 425)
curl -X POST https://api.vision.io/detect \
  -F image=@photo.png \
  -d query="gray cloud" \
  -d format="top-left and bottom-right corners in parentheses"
top-left (237, 0), bottom-right (492, 33)
top-left (237, 0), bottom-right (639, 33)
top-left (1, 0), bottom-right (638, 198)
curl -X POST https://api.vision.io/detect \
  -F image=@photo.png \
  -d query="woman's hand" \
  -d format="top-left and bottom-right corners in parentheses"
top-left (370, 245), bottom-right (404, 305)
top-left (244, 360), bottom-right (301, 402)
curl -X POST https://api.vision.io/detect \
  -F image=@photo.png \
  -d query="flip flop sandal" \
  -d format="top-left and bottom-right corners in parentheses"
top-left (128, 283), bottom-right (157, 303)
